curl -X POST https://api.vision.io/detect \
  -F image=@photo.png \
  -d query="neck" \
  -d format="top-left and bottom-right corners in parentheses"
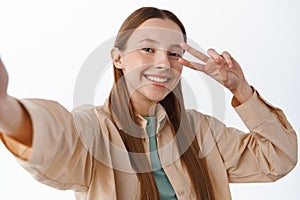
top-left (131, 95), bottom-right (158, 117)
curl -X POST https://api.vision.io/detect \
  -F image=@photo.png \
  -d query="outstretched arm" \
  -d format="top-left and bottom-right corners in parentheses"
top-left (0, 58), bottom-right (32, 146)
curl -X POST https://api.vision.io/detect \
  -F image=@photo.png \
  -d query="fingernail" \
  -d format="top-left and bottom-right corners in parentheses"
top-left (180, 42), bottom-right (187, 47)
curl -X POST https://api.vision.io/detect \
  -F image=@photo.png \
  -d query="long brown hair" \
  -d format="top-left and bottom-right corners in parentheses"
top-left (108, 7), bottom-right (215, 199)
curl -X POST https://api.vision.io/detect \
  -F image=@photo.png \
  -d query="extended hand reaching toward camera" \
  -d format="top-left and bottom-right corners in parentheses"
top-left (0, 59), bottom-right (8, 99)
top-left (179, 42), bottom-right (253, 104)
top-left (0, 58), bottom-right (32, 146)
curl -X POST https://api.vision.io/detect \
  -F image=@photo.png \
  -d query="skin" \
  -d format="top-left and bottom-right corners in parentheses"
top-left (0, 18), bottom-right (253, 147)
top-left (112, 18), bottom-right (185, 116)
top-left (112, 18), bottom-right (253, 116)
top-left (0, 59), bottom-right (33, 146)
top-left (179, 43), bottom-right (253, 105)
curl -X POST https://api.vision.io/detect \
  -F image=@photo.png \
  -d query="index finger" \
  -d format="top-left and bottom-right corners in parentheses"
top-left (180, 42), bottom-right (210, 63)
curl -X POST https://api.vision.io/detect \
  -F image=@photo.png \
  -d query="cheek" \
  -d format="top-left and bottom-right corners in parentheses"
top-left (171, 61), bottom-right (183, 74)
top-left (122, 54), bottom-right (136, 72)
top-left (122, 52), bottom-right (153, 72)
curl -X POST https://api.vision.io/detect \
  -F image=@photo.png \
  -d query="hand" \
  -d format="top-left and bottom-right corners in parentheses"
top-left (0, 58), bottom-right (8, 100)
top-left (0, 58), bottom-right (32, 146)
top-left (179, 42), bottom-right (253, 104)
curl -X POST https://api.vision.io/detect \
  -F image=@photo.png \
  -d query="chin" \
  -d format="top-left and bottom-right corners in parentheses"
top-left (147, 96), bottom-right (165, 102)
top-left (144, 91), bottom-right (169, 102)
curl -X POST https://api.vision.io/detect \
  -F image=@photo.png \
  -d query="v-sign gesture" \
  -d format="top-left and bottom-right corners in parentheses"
top-left (179, 42), bottom-right (253, 104)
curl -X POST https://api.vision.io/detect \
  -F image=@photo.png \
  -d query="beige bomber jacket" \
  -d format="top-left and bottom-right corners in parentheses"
top-left (0, 90), bottom-right (298, 200)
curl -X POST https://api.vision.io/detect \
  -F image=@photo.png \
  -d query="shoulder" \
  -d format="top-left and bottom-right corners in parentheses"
top-left (72, 103), bottom-right (114, 128)
top-left (186, 109), bottom-right (223, 130)
top-left (186, 109), bottom-right (226, 156)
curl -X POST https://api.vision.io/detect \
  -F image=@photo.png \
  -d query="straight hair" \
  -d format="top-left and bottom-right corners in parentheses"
top-left (108, 7), bottom-right (215, 200)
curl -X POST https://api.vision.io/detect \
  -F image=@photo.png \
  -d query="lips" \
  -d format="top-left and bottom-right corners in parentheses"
top-left (145, 75), bottom-right (168, 83)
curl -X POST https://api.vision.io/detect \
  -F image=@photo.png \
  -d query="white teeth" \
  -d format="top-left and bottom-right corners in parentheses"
top-left (146, 75), bottom-right (168, 83)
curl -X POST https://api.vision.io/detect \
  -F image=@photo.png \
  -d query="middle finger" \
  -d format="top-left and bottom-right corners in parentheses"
top-left (207, 48), bottom-right (226, 66)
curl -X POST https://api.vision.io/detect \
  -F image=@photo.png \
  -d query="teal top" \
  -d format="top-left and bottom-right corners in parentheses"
top-left (144, 116), bottom-right (177, 200)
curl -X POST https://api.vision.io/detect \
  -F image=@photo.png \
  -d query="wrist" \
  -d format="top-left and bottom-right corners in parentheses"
top-left (231, 82), bottom-right (253, 105)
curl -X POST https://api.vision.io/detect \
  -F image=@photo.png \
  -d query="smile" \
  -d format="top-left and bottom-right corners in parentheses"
top-left (145, 75), bottom-right (168, 83)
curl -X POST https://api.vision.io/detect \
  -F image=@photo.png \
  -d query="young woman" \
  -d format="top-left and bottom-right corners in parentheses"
top-left (0, 7), bottom-right (297, 200)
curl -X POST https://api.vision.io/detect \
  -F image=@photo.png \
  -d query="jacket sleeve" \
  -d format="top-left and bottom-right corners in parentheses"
top-left (0, 99), bottom-right (100, 192)
top-left (197, 90), bottom-right (297, 183)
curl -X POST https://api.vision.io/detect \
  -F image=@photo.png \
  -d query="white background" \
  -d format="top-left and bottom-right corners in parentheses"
top-left (0, 0), bottom-right (299, 199)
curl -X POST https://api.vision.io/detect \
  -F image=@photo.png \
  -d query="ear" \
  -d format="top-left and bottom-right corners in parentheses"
top-left (111, 47), bottom-right (123, 69)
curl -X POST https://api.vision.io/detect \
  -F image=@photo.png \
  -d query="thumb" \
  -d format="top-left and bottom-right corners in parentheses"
top-left (0, 58), bottom-right (9, 98)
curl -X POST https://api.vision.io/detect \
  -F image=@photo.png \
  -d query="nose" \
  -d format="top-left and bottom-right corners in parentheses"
top-left (154, 50), bottom-right (170, 70)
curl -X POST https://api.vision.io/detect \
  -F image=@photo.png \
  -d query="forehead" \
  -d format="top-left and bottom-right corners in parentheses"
top-left (126, 18), bottom-right (184, 48)
top-left (139, 18), bottom-right (182, 32)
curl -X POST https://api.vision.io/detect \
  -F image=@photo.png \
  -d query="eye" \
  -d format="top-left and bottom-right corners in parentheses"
top-left (141, 47), bottom-right (154, 53)
top-left (169, 52), bottom-right (182, 58)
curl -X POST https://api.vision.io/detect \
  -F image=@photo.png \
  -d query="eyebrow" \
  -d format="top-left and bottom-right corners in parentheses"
top-left (138, 38), bottom-right (182, 49)
top-left (138, 38), bottom-right (159, 45)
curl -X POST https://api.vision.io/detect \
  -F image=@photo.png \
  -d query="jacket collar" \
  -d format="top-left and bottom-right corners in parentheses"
top-left (103, 100), bottom-right (168, 135)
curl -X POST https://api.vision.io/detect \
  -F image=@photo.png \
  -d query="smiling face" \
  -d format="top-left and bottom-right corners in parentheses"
top-left (112, 18), bottom-right (185, 111)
